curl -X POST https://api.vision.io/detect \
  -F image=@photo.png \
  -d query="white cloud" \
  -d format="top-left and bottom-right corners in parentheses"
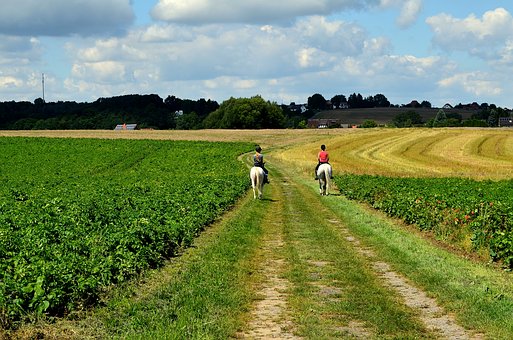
top-left (151, 0), bottom-right (380, 24)
top-left (0, 0), bottom-right (134, 37)
top-left (379, 0), bottom-right (423, 27)
top-left (64, 15), bottom-right (376, 89)
top-left (438, 72), bottom-right (503, 97)
top-left (0, 75), bottom-right (23, 88)
top-left (396, 0), bottom-right (422, 28)
top-left (294, 16), bottom-right (367, 54)
top-left (426, 8), bottom-right (513, 57)
top-left (71, 61), bottom-right (128, 84)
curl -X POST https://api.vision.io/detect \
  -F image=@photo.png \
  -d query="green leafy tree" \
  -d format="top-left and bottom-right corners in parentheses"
top-left (203, 96), bottom-right (285, 129)
top-left (330, 94), bottom-right (347, 108)
top-left (348, 93), bottom-right (364, 108)
top-left (307, 93), bottom-right (327, 111)
top-left (372, 94), bottom-right (390, 107)
top-left (392, 110), bottom-right (422, 128)
top-left (487, 109), bottom-right (499, 127)
top-left (420, 100), bottom-right (432, 108)
top-left (176, 112), bottom-right (201, 130)
top-left (297, 120), bottom-right (308, 129)
top-left (433, 109), bottom-right (447, 127)
top-left (361, 120), bottom-right (378, 128)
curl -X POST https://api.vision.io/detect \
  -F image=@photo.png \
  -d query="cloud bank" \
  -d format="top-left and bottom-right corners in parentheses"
top-left (0, 0), bottom-right (134, 36)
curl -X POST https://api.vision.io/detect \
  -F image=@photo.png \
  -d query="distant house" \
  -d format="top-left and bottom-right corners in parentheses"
top-left (499, 117), bottom-right (513, 127)
top-left (114, 123), bottom-right (138, 130)
top-left (443, 103), bottom-right (453, 109)
top-left (333, 102), bottom-right (349, 109)
top-left (307, 118), bottom-right (342, 128)
top-left (289, 103), bottom-right (308, 114)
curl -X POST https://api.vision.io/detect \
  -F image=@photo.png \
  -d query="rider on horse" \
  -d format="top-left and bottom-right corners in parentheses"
top-left (315, 144), bottom-right (333, 180)
top-left (254, 146), bottom-right (270, 184)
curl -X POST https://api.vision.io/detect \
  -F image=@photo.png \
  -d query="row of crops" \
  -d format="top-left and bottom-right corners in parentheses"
top-left (336, 174), bottom-right (513, 269)
top-left (0, 137), bottom-right (253, 327)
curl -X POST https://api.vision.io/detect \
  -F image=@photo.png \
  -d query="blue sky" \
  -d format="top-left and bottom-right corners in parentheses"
top-left (1, 0), bottom-right (513, 108)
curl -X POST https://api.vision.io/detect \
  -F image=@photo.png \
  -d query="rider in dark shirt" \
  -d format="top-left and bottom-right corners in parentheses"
top-left (254, 146), bottom-right (269, 184)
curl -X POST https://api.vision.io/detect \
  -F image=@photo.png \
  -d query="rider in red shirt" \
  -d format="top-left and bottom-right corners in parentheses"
top-left (315, 144), bottom-right (332, 179)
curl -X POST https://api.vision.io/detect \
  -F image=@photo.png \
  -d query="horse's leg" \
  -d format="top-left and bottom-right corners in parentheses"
top-left (258, 176), bottom-right (263, 199)
top-left (325, 170), bottom-right (330, 196)
top-left (251, 173), bottom-right (257, 199)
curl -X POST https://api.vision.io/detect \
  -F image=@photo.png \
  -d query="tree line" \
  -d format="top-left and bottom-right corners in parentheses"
top-left (0, 92), bottom-right (510, 130)
top-left (0, 94), bottom-right (310, 130)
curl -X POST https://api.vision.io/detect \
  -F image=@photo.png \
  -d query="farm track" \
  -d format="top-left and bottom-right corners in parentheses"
top-left (239, 158), bottom-right (482, 339)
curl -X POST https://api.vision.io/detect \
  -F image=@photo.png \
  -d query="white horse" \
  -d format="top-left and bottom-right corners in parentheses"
top-left (250, 166), bottom-right (265, 199)
top-left (317, 163), bottom-right (332, 196)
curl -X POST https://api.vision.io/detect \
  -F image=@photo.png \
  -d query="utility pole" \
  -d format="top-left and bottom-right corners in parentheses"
top-left (42, 73), bottom-right (45, 102)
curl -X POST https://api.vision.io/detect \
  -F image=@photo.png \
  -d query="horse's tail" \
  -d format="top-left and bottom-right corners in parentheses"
top-left (250, 167), bottom-right (259, 186)
top-left (250, 167), bottom-right (264, 199)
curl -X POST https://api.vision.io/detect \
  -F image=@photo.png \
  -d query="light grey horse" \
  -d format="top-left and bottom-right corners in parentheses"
top-left (316, 163), bottom-right (332, 196)
top-left (250, 166), bottom-right (265, 199)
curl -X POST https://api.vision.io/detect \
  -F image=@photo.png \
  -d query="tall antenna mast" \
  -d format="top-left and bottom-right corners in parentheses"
top-left (42, 73), bottom-right (45, 102)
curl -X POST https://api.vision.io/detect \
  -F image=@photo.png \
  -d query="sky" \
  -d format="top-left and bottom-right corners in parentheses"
top-left (1, 0), bottom-right (513, 108)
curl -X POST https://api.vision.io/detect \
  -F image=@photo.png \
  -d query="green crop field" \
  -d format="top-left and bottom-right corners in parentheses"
top-left (0, 137), bottom-right (252, 327)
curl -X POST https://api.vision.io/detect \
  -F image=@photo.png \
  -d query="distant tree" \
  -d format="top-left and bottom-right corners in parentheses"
top-left (330, 94), bottom-right (347, 108)
top-left (462, 119), bottom-right (488, 127)
top-left (445, 118), bottom-right (461, 127)
top-left (447, 112), bottom-right (462, 120)
top-left (487, 109), bottom-right (499, 127)
top-left (308, 93), bottom-right (327, 111)
top-left (176, 112), bottom-right (201, 130)
top-left (471, 109), bottom-right (489, 121)
top-left (392, 110), bottom-right (422, 128)
top-left (297, 120), bottom-right (308, 129)
top-left (433, 109), bottom-right (447, 127)
top-left (372, 94), bottom-right (390, 107)
top-left (203, 96), bottom-right (285, 129)
top-left (361, 120), bottom-right (378, 128)
top-left (347, 93), bottom-right (364, 108)
top-left (420, 100), bottom-right (432, 108)
top-left (164, 95), bottom-right (182, 112)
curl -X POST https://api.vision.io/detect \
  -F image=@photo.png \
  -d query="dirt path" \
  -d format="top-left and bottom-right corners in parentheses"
top-left (239, 173), bottom-right (299, 339)
top-left (240, 162), bottom-right (481, 339)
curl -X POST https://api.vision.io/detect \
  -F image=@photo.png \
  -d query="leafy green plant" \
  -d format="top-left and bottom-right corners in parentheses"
top-left (336, 174), bottom-right (513, 268)
top-left (0, 137), bottom-right (253, 327)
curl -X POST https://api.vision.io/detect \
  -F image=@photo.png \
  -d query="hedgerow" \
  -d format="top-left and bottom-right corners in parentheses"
top-left (0, 137), bottom-right (252, 328)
